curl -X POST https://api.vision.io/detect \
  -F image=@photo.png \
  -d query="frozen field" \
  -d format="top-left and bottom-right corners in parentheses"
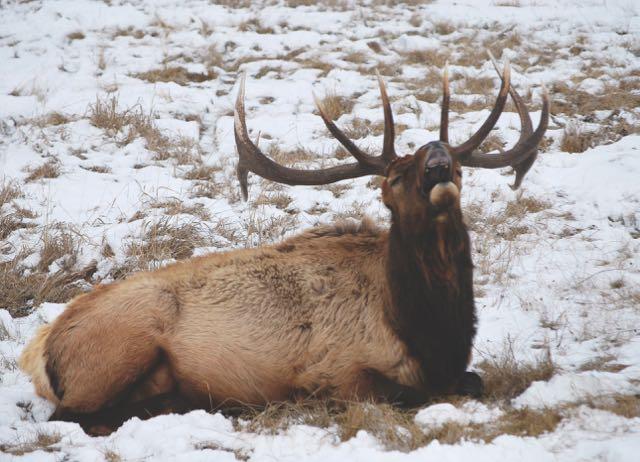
top-left (0, 0), bottom-right (639, 460)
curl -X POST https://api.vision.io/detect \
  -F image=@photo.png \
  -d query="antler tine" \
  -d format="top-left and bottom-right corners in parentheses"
top-left (450, 60), bottom-right (511, 159)
top-left (376, 70), bottom-right (397, 162)
top-left (459, 53), bottom-right (549, 189)
top-left (234, 73), bottom-right (252, 200)
top-left (313, 93), bottom-right (376, 167)
top-left (439, 62), bottom-right (450, 144)
top-left (234, 73), bottom-right (389, 200)
top-left (458, 85), bottom-right (549, 179)
top-left (487, 50), bottom-right (535, 189)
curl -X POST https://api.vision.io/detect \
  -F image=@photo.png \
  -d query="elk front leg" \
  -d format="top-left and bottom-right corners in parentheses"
top-left (366, 369), bottom-right (429, 407)
top-left (454, 371), bottom-right (483, 398)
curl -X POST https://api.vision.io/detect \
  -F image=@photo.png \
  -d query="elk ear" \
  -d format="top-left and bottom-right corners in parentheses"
top-left (381, 179), bottom-right (393, 209)
top-left (453, 161), bottom-right (463, 191)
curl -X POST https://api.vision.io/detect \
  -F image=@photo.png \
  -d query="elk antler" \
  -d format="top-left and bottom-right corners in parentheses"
top-left (440, 53), bottom-right (549, 189)
top-left (234, 73), bottom-right (397, 200)
top-left (439, 59), bottom-right (511, 158)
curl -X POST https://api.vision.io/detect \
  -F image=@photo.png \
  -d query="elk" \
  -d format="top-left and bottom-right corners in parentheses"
top-left (20, 56), bottom-right (549, 435)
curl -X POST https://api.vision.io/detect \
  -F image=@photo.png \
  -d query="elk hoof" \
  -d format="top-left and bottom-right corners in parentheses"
top-left (455, 371), bottom-right (483, 398)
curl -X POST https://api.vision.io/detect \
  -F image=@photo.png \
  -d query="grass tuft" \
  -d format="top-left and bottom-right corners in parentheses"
top-left (478, 345), bottom-right (556, 401)
top-left (0, 430), bottom-right (62, 456)
top-left (133, 66), bottom-right (217, 86)
top-left (318, 90), bottom-right (355, 121)
top-left (25, 159), bottom-right (61, 182)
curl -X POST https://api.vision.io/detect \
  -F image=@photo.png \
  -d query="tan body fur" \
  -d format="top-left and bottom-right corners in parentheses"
top-left (21, 219), bottom-right (422, 414)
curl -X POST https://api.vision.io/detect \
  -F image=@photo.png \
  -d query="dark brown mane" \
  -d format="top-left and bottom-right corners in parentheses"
top-left (384, 209), bottom-right (476, 394)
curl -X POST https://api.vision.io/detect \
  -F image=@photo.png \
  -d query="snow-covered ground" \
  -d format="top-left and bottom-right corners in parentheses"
top-left (1, 0), bottom-right (639, 460)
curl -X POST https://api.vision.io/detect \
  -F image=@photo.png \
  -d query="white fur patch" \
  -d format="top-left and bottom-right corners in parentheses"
top-left (429, 182), bottom-right (460, 207)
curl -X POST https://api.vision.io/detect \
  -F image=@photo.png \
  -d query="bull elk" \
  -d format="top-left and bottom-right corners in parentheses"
top-left (20, 56), bottom-right (548, 435)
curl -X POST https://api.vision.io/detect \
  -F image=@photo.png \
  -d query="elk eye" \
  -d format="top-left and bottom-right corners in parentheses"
top-left (390, 176), bottom-right (402, 187)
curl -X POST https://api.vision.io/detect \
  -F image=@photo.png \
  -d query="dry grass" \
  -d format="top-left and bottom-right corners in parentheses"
top-left (503, 195), bottom-right (552, 218)
top-left (213, 0), bottom-right (253, 7)
top-left (102, 448), bottom-right (123, 462)
top-left (0, 251), bottom-right (95, 317)
top-left (265, 145), bottom-right (316, 167)
top-left (449, 96), bottom-right (492, 114)
top-left (149, 199), bottom-right (211, 221)
top-left (465, 192), bottom-right (550, 282)
top-left (80, 165), bottom-right (112, 174)
top-left (0, 181), bottom-right (36, 242)
top-left (478, 132), bottom-right (506, 153)
top-left (153, 136), bottom-right (202, 164)
top-left (560, 117), bottom-right (640, 153)
top-left (320, 183), bottom-right (352, 199)
top-left (89, 95), bottom-right (151, 136)
top-left (89, 95), bottom-right (202, 162)
top-left (458, 75), bottom-right (496, 95)
top-left (37, 225), bottom-right (77, 272)
top-left (237, 400), bottom-right (429, 451)
top-left (238, 17), bottom-right (275, 34)
top-left (342, 50), bottom-right (369, 65)
top-left (66, 31), bottom-right (85, 41)
top-left (255, 65), bottom-right (284, 79)
top-left (578, 355), bottom-right (627, 373)
top-left (25, 159), bottom-right (61, 182)
top-left (32, 112), bottom-right (71, 127)
top-left (478, 344), bottom-right (556, 401)
top-left (401, 48), bottom-right (448, 68)
top-left (590, 394), bottom-right (640, 419)
top-left (484, 31), bottom-right (522, 60)
top-left (133, 66), bottom-right (217, 86)
top-left (253, 192), bottom-right (295, 211)
top-left (343, 117), bottom-right (373, 139)
top-left (123, 220), bottom-right (212, 268)
top-left (367, 41), bottom-right (383, 53)
top-left (433, 20), bottom-right (456, 36)
top-left (560, 123), bottom-right (595, 153)
top-left (318, 90), bottom-right (355, 120)
top-left (111, 215), bottom-right (238, 278)
top-left (2, 222), bottom-right (93, 315)
top-left (296, 57), bottom-right (334, 76)
top-left (182, 164), bottom-right (222, 180)
top-left (0, 181), bottom-right (21, 207)
top-left (0, 430), bottom-right (62, 456)
top-left (242, 212), bottom-right (298, 247)
top-left (190, 173), bottom-right (242, 204)
top-left (552, 81), bottom-right (640, 115)
top-left (234, 397), bottom-right (563, 451)
top-left (112, 26), bottom-right (147, 39)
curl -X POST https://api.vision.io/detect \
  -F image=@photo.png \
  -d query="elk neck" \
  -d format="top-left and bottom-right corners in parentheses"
top-left (384, 208), bottom-right (477, 394)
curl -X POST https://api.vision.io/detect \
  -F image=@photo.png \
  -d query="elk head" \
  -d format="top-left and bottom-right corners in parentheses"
top-left (234, 55), bottom-right (549, 233)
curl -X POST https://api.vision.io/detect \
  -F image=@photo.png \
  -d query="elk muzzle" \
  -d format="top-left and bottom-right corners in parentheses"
top-left (420, 142), bottom-right (460, 209)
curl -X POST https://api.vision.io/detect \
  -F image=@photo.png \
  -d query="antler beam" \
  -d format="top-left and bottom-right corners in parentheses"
top-left (234, 73), bottom-right (397, 200)
top-left (445, 53), bottom-right (549, 188)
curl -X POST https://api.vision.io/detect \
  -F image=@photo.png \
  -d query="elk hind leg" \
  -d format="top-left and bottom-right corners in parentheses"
top-left (45, 283), bottom-right (179, 424)
top-left (50, 361), bottom-right (189, 436)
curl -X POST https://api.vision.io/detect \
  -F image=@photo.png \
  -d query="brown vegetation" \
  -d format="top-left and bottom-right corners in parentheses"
top-left (478, 345), bottom-right (556, 401)
top-left (25, 159), bottom-right (61, 182)
top-left (133, 66), bottom-right (217, 86)
top-left (317, 90), bottom-right (355, 120)
top-left (0, 430), bottom-right (62, 456)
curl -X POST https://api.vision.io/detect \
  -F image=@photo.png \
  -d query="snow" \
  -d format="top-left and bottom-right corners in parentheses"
top-left (415, 402), bottom-right (502, 428)
top-left (1, 0), bottom-right (640, 460)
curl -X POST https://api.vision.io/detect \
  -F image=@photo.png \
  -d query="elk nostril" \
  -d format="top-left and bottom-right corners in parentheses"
top-left (424, 163), bottom-right (451, 184)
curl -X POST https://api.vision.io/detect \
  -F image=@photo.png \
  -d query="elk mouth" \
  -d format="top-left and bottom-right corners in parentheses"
top-left (420, 149), bottom-right (459, 209)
